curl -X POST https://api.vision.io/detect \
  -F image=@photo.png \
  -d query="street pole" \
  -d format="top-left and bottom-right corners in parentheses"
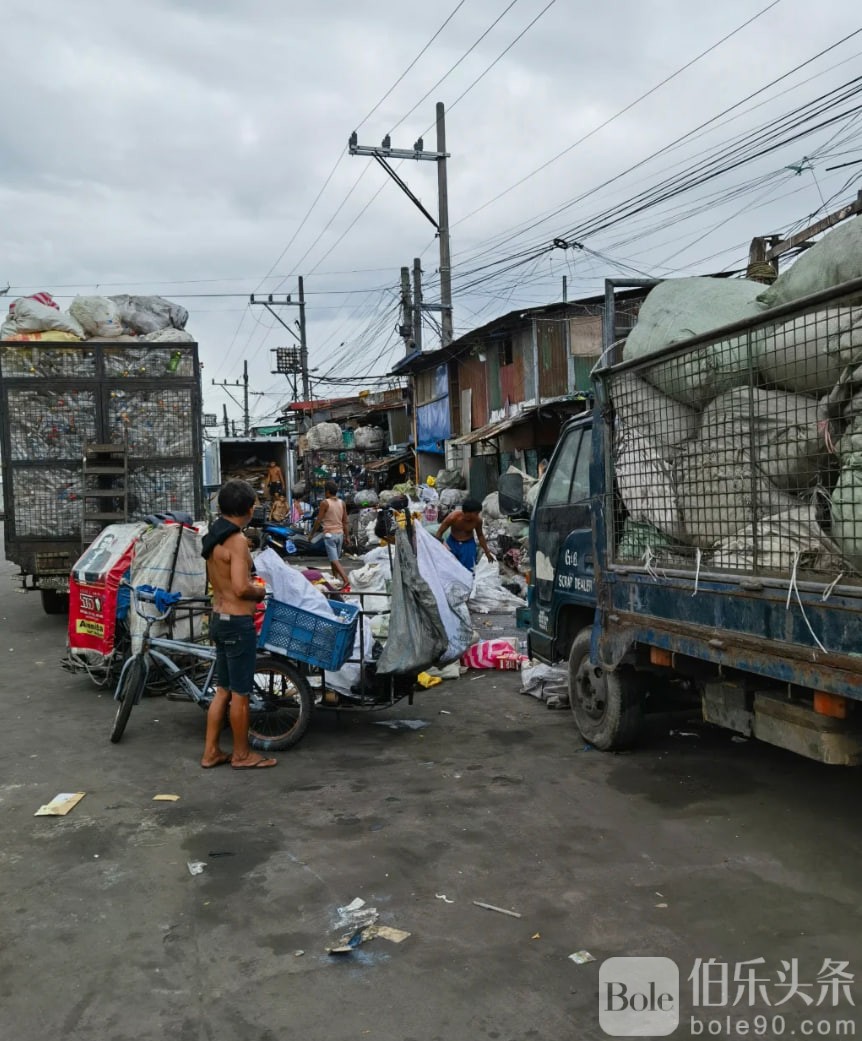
top-left (298, 276), bottom-right (310, 401)
top-left (412, 258), bottom-right (423, 352)
top-left (436, 102), bottom-right (453, 346)
top-left (250, 288), bottom-right (309, 400)
top-left (243, 360), bottom-right (250, 435)
top-left (349, 108), bottom-right (453, 346)
top-left (400, 266), bottom-right (412, 351)
top-left (223, 404), bottom-right (229, 436)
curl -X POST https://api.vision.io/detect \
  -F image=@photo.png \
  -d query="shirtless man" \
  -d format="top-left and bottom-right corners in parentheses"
top-left (200, 478), bottom-right (275, 770)
top-left (265, 460), bottom-right (285, 499)
top-left (310, 480), bottom-right (351, 586)
top-left (435, 498), bottom-right (494, 573)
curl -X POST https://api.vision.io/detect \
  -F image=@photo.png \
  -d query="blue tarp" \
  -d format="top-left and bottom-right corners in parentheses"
top-left (417, 398), bottom-right (450, 454)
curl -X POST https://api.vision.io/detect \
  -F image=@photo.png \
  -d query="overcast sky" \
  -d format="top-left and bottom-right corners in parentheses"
top-left (2, 0), bottom-right (861, 425)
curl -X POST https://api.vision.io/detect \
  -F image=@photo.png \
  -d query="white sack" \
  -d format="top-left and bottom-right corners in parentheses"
top-left (306, 422), bottom-right (343, 450)
top-left (353, 425), bottom-right (385, 451)
top-left (712, 505), bottom-right (844, 574)
top-left (758, 216), bottom-right (862, 308)
top-left (469, 557), bottom-right (527, 614)
top-left (70, 296), bottom-right (124, 338)
top-left (612, 371), bottom-right (697, 449)
top-left (3, 297), bottom-right (85, 338)
top-left (615, 427), bottom-right (684, 539)
top-left (129, 523), bottom-right (207, 652)
top-left (699, 387), bottom-right (827, 493)
top-left (254, 547), bottom-right (335, 616)
top-left (755, 306), bottom-right (862, 395)
top-left (414, 524), bottom-right (474, 663)
top-left (623, 277), bottom-right (764, 406)
top-left (110, 294), bottom-right (189, 335)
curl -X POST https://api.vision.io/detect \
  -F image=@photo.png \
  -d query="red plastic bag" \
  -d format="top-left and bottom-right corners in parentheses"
top-left (460, 639), bottom-right (527, 670)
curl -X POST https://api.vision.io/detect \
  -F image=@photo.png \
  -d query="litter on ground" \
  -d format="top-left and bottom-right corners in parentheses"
top-left (34, 792), bottom-right (86, 816)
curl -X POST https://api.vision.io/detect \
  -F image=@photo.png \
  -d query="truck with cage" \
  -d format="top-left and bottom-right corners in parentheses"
top-left (509, 274), bottom-right (862, 765)
top-left (0, 340), bottom-right (203, 613)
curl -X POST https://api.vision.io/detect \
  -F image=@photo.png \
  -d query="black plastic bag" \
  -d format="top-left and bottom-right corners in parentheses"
top-left (376, 529), bottom-right (448, 675)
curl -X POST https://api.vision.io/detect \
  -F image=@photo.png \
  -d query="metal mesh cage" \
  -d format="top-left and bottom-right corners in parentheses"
top-left (103, 345), bottom-right (194, 379)
top-left (608, 288), bottom-right (862, 580)
top-left (107, 388), bottom-right (194, 456)
top-left (0, 346), bottom-right (97, 379)
top-left (7, 387), bottom-right (97, 460)
top-left (13, 467), bottom-right (82, 536)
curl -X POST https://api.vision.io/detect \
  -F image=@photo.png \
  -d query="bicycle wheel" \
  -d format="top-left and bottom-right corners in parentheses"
top-left (248, 655), bottom-right (313, 751)
top-left (110, 655), bottom-right (148, 744)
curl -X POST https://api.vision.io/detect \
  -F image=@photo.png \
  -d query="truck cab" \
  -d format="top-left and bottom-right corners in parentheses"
top-left (526, 415), bottom-right (597, 663)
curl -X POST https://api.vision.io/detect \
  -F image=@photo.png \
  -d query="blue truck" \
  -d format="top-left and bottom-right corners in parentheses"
top-left (504, 275), bottom-right (862, 765)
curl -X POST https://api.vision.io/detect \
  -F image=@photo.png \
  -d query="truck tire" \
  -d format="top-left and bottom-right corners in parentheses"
top-left (41, 589), bottom-right (69, 615)
top-left (568, 628), bottom-right (643, 750)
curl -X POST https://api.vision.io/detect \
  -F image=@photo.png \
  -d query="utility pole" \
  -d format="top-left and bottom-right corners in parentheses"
top-left (223, 403), bottom-right (229, 436)
top-left (399, 266), bottom-right (413, 352)
top-left (250, 286), bottom-right (310, 400)
top-left (212, 359), bottom-right (263, 436)
top-left (435, 103), bottom-right (453, 345)
top-left (349, 102), bottom-right (453, 346)
top-left (412, 258), bottom-right (423, 352)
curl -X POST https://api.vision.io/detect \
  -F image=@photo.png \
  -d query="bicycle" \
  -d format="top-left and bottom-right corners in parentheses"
top-left (109, 584), bottom-right (313, 751)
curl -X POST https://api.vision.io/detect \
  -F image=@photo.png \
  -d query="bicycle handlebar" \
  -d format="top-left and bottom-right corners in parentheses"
top-left (120, 581), bottom-right (211, 621)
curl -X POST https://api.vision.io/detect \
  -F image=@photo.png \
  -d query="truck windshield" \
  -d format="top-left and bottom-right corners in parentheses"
top-left (542, 426), bottom-right (590, 506)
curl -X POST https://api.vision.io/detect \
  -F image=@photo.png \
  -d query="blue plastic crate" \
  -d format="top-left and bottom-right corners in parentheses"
top-left (258, 598), bottom-right (359, 671)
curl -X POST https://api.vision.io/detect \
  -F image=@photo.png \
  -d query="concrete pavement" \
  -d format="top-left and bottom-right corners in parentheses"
top-left (1, 548), bottom-right (861, 1041)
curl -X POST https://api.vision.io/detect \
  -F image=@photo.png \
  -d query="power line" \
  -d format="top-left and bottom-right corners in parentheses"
top-left (449, 0), bottom-right (787, 232)
top-left (389, 0), bottom-right (521, 134)
top-left (354, 0), bottom-right (469, 131)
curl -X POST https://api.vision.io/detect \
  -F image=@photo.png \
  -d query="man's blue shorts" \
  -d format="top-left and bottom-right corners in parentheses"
top-left (211, 614), bottom-right (257, 696)
top-left (447, 535), bottom-right (478, 572)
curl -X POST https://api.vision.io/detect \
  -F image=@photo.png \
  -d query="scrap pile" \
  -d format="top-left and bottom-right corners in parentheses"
top-left (1, 291), bottom-right (197, 537)
top-left (613, 217), bottom-right (862, 576)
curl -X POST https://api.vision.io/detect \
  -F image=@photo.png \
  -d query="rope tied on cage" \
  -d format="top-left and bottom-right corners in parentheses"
top-left (786, 549), bottom-right (827, 653)
top-left (692, 548), bottom-right (702, 597)
top-left (821, 572), bottom-right (845, 601)
top-left (641, 545), bottom-right (661, 582)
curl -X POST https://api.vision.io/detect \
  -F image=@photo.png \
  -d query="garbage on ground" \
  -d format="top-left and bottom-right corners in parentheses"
top-left (569, 950), bottom-right (596, 965)
top-left (328, 898), bottom-right (410, 955)
top-left (473, 900), bottom-right (522, 919)
top-left (187, 861), bottom-right (207, 876)
top-left (424, 661), bottom-right (463, 681)
top-left (34, 792), bottom-right (86, 816)
top-left (469, 558), bottom-right (528, 614)
top-left (417, 672), bottom-right (442, 688)
top-left (520, 662), bottom-right (569, 703)
top-left (435, 893), bottom-right (455, 903)
top-left (152, 794), bottom-right (180, 801)
top-left (461, 639), bottom-right (528, 670)
top-left (372, 719), bottom-right (429, 731)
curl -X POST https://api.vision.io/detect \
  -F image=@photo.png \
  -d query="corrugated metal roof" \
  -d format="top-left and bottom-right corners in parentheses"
top-left (364, 451), bottom-right (413, 472)
top-left (450, 408), bottom-right (537, 445)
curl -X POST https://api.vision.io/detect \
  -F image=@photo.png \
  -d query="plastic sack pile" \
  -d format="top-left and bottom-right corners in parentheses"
top-left (614, 218), bottom-right (862, 576)
top-left (2, 291), bottom-right (192, 344)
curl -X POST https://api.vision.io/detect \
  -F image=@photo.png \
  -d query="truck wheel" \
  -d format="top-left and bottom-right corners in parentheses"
top-left (568, 628), bottom-right (643, 750)
top-left (40, 590), bottom-right (69, 615)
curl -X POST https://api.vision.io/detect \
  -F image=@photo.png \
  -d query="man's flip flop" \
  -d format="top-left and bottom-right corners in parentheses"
top-left (231, 756), bottom-right (277, 770)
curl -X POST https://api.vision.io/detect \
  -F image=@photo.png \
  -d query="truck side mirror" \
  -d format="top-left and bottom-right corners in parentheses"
top-left (498, 473), bottom-right (525, 516)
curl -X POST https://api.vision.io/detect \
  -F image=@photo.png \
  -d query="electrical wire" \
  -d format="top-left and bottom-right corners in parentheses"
top-left (354, 0), bottom-right (469, 131)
